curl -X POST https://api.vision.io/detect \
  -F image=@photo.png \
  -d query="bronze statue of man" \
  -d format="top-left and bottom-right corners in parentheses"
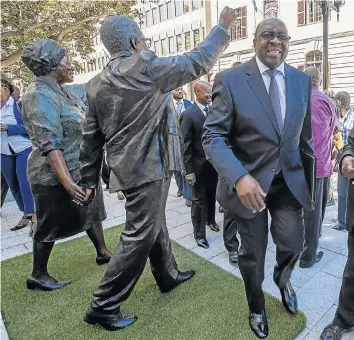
top-left (79, 9), bottom-right (236, 331)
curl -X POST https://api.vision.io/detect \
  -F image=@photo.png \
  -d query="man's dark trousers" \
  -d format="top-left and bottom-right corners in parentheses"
top-left (300, 177), bottom-right (329, 266)
top-left (334, 182), bottom-right (354, 329)
top-left (87, 178), bottom-right (179, 320)
top-left (191, 163), bottom-right (218, 240)
top-left (223, 208), bottom-right (240, 253)
top-left (232, 173), bottom-right (305, 313)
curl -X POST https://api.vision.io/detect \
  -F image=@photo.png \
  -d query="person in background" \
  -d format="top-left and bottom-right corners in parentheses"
top-left (21, 39), bottom-right (112, 291)
top-left (223, 208), bottom-right (240, 263)
top-left (172, 87), bottom-right (193, 206)
top-left (320, 126), bottom-right (354, 339)
top-left (1, 79), bottom-right (35, 231)
top-left (333, 91), bottom-right (353, 231)
top-left (299, 67), bottom-right (337, 268)
top-left (181, 81), bottom-right (220, 249)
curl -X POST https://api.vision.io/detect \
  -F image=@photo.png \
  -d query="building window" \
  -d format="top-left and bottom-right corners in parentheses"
top-left (229, 6), bottom-right (247, 41)
top-left (298, 0), bottom-right (323, 26)
top-left (192, 0), bottom-right (201, 10)
top-left (176, 34), bottom-right (183, 52)
top-left (154, 41), bottom-right (161, 55)
top-left (159, 5), bottom-right (166, 22)
top-left (166, 1), bottom-right (174, 19)
top-left (168, 37), bottom-right (175, 54)
top-left (305, 50), bottom-right (323, 72)
top-left (183, 0), bottom-right (190, 13)
top-left (264, 0), bottom-right (278, 18)
top-left (175, 1), bottom-right (182, 16)
top-left (193, 29), bottom-right (200, 47)
top-left (152, 8), bottom-right (159, 25)
top-left (146, 10), bottom-right (152, 27)
top-left (184, 32), bottom-right (191, 50)
top-left (98, 58), bottom-right (101, 69)
top-left (161, 39), bottom-right (167, 56)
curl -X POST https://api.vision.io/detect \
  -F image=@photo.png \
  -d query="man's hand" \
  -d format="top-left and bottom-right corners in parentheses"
top-left (341, 156), bottom-right (354, 179)
top-left (186, 173), bottom-right (196, 186)
top-left (234, 174), bottom-right (266, 213)
top-left (83, 188), bottom-right (94, 202)
top-left (1, 124), bottom-right (8, 131)
top-left (218, 6), bottom-right (237, 30)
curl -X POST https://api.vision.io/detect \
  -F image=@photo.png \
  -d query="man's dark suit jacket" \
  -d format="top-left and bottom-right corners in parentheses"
top-left (79, 26), bottom-right (229, 191)
top-left (180, 103), bottom-right (215, 182)
top-left (340, 127), bottom-right (354, 232)
top-left (202, 57), bottom-right (314, 219)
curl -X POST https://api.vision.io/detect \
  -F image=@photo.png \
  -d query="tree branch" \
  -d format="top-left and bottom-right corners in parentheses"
top-left (0, 49), bottom-right (23, 69)
top-left (2, 21), bottom-right (59, 39)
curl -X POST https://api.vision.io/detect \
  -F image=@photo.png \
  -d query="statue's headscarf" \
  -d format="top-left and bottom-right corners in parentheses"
top-left (21, 39), bottom-right (66, 77)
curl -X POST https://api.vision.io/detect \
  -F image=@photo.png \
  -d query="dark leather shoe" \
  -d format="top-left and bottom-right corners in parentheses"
top-left (96, 255), bottom-right (111, 265)
top-left (84, 311), bottom-right (137, 331)
top-left (249, 310), bottom-right (269, 338)
top-left (196, 238), bottom-right (209, 249)
top-left (207, 222), bottom-right (220, 232)
top-left (219, 205), bottom-right (224, 213)
top-left (177, 190), bottom-right (183, 197)
top-left (26, 276), bottom-right (71, 291)
top-left (320, 322), bottom-right (349, 340)
top-left (186, 200), bottom-right (192, 207)
top-left (280, 281), bottom-right (298, 315)
top-left (160, 270), bottom-right (196, 293)
top-left (299, 251), bottom-right (323, 268)
top-left (229, 250), bottom-right (239, 263)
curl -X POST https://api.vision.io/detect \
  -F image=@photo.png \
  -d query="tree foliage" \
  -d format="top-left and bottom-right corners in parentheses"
top-left (0, 0), bottom-right (144, 83)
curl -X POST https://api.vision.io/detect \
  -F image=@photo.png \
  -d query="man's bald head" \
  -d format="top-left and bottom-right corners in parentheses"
top-left (304, 66), bottom-right (322, 87)
top-left (194, 80), bottom-right (212, 105)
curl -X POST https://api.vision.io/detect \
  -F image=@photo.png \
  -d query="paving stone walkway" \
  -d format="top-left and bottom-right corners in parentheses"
top-left (1, 180), bottom-right (353, 340)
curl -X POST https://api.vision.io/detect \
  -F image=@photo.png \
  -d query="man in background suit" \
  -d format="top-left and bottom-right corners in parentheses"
top-left (321, 127), bottom-right (354, 340)
top-left (203, 18), bottom-right (313, 338)
top-left (180, 81), bottom-right (219, 249)
top-left (172, 87), bottom-right (192, 201)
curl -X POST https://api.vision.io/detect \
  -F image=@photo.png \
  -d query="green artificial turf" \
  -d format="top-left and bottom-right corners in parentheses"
top-left (1, 225), bottom-right (306, 340)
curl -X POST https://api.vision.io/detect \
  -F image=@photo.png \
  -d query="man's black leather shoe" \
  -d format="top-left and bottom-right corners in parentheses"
top-left (26, 276), bottom-right (71, 291)
top-left (299, 251), bottom-right (323, 268)
top-left (229, 250), bottom-right (239, 263)
top-left (320, 322), bottom-right (349, 340)
top-left (249, 310), bottom-right (269, 338)
top-left (196, 238), bottom-right (209, 248)
top-left (160, 270), bottom-right (196, 293)
top-left (84, 312), bottom-right (137, 331)
top-left (280, 281), bottom-right (298, 315)
top-left (207, 222), bottom-right (220, 232)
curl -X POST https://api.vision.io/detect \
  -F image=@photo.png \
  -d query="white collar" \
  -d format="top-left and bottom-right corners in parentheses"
top-left (196, 100), bottom-right (208, 114)
top-left (256, 56), bottom-right (285, 77)
top-left (4, 96), bottom-right (14, 107)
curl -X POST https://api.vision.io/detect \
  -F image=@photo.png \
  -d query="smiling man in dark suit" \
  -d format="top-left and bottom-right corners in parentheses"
top-left (203, 18), bottom-right (313, 338)
top-left (180, 81), bottom-right (219, 249)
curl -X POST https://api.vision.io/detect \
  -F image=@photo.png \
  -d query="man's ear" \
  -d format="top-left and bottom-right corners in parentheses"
top-left (130, 37), bottom-right (139, 50)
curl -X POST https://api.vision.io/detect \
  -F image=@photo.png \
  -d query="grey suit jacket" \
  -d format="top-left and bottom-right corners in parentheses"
top-left (79, 25), bottom-right (229, 191)
top-left (203, 57), bottom-right (314, 219)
